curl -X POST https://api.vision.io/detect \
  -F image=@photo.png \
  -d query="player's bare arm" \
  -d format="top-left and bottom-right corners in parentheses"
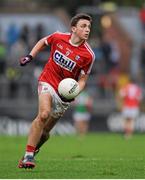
top-left (20, 37), bottom-right (47, 66)
top-left (78, 74), bottom-right (88, 94)
top-left (29, 37), bottom-right (47, 57)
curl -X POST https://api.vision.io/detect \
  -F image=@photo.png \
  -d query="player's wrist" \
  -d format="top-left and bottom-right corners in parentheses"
top-left (27, 54), bottom-right (33, 61)
top-left (20, 54), bottom-right (33, 66)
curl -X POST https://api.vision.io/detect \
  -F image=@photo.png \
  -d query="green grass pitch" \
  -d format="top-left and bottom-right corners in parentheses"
top-left (0, 133), bottom-right (145, 179)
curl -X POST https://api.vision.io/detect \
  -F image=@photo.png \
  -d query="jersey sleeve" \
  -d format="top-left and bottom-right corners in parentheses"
top-left (44, 32), bottom-right (58, 46)
top-left (81, 54), bottom-right (95, 75)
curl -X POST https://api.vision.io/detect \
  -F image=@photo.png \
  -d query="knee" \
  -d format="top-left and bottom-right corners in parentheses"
top-left (39, 110), bottom-right (50, 123)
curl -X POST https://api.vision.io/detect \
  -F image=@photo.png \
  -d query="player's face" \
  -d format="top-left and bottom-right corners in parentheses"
top-left (72, 19), bottom-right (91, 40)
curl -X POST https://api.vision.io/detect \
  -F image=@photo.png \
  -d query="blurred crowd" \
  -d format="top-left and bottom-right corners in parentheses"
top-left (0, 22), bottom-right (50, 99)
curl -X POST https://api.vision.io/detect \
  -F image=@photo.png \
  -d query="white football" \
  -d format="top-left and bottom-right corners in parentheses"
top-left (58, 78), bottom-right (80, 99)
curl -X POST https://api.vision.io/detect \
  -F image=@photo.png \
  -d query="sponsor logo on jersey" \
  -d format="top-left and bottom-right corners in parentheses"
top-left (65, 51), bottom-right (70, 56)
top-left (53, 50), bottom-right (76, 71)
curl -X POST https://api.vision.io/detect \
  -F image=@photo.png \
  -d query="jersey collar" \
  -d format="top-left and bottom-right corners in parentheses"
top-left (69, 38), bottom-right (85, 47)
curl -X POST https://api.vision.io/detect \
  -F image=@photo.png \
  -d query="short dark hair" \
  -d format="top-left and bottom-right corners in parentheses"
top-left (70, 13), bottom-right (92, 27)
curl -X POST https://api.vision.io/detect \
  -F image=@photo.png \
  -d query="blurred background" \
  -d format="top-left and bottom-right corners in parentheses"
top-left (0, 0), bottom-right (145, 136)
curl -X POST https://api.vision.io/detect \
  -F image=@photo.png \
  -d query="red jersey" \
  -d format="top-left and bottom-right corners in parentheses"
top-left (39, 32), bottom-right (95, 92)
top-left (119, 83), bottom-right (142, 108)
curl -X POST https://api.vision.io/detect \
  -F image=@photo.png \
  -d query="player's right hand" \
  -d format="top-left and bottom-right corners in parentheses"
top-left (20, 55), bottom-right (33, 66)
top-left (58, 93), bottom-right (75, 102)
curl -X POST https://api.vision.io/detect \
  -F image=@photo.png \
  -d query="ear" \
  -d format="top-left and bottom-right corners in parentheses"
top-left (71, 26), bottom-right (76, 33)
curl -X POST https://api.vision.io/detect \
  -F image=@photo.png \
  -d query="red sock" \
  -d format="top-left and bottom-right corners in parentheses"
top-left (26, 145), bottom-right (36, 152)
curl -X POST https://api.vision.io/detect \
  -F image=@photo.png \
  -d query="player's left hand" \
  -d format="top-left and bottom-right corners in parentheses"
top-left (20, 55), bottom-right (33, 66)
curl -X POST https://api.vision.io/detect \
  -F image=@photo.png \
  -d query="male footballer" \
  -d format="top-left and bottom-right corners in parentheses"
top-left (18, 13), bottom-right (95, 169)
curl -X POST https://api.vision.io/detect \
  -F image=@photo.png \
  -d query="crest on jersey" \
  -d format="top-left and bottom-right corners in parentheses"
top-left (65, 51), bottom-right (70, 56)
top-left (75, 55), bottom-right (80, 61)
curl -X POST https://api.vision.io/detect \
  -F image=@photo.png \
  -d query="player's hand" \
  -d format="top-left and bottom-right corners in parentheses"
top-left (58, 93), bottom-right (75, 102)
top-left (20, 55), bottom-right (33, 66)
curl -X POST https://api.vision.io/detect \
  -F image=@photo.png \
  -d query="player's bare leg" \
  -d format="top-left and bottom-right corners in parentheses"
top-left (35, 113), bottom-right (63, 151)
top-left (23, 115), bottom-right (63, 167)
top-left (35, 117), bottom-right (58, 150)
top-left (18, 93), bottom-right (52, 169)
top-left (75, 121), bottom-right (89, 136)
top-left (27, 93), bottom-right (52, 146)
top-left (124, 118), bottom-right (134, 139)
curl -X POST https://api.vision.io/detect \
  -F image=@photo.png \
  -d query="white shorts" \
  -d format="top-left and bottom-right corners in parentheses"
top-left (38, 81), bottom-right (70, 119)
top-left (122, 107), bottom-right (139, 119)
top-left (73, 112), bottom-right (91, 122)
